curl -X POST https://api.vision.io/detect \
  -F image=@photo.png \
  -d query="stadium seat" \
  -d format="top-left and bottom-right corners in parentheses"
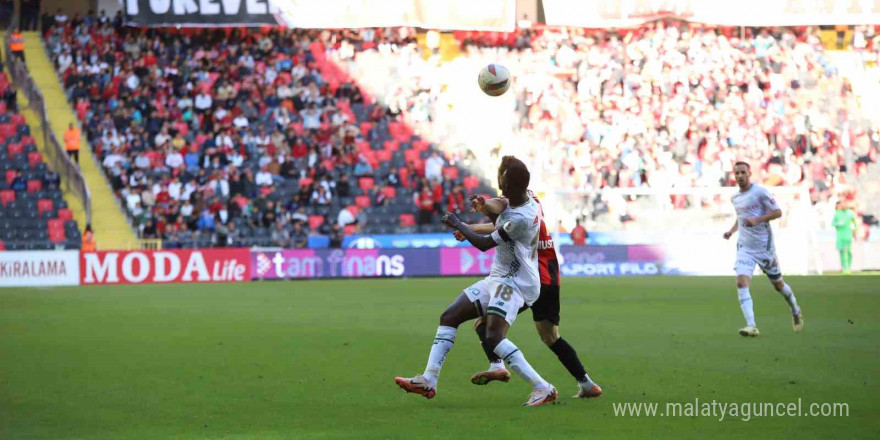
top-left (0, 189), bottom-right (14, 207)
top-left (308, 215), bottom-right (325, 231)
top-left (27, 179), bottom-right (42, 193)
top-left (344, 224), bottom-right (357, 235)
top-left (37, 199), bottom-right (53, 215)
top-left (355, 195), bottom-right (371, 208)
top-left (358, 177), bottom-right (375, 191)
top-left (381, 186), bottom-right (397, 199)
top-left (399, 213), bottom-right (415, 227)
top-left (57, 208), bottom-right (74, 221)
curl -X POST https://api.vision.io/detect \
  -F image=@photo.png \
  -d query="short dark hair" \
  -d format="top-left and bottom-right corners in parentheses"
top-left (503, 157), bottom-right (530, 194)
top-left (734, 161), bottom-right (750, 170)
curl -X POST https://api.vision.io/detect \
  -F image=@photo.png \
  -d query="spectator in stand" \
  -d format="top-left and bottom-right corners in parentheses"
top-left (271, 221), bottom-right (291, 248)
top-left (425, 151), bottom-right (444, 182)
top-left (416, 186), bottom-right (435, 229)
top-left (329, 223), bottom-right (344, 248)
top-left (292, 222), bottom-right (308, 249)
top-left (446, 182), bottom-right (466, 213)
top-left (571, 220), bottom-right (588, 246)
top-left (354, 156), bottom-right (373, 177)
top-left (10, 170), bottom-right (25, 191)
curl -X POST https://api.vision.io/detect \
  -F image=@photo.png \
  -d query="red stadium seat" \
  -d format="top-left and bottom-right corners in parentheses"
top-left (48, 228), bottom-right (66, 243)
top-left (48, 219), bottom-right (64, 231)
top-left (358, 177), bottom-right (374, 191)
top-left (0, 189), bottom-right (14, 207)
top-left (381, 186), bottom-right (397, 199)
top-left (399, 213), bottom-right (415, 227)
top-left (398, 167), bottom-right (411, 188)
top-left (6, 142), bottom-right (22, 156)
top-left (345, 205), bottom-right (360, 218)
top-left (0, 123), bottom-right (14, 138)
top-left (28, 151), bottom-right (42, 168)
top-left (0, 239), bottom-right (5, 250)
top-left (37, 199), bottom-right (54, 215)
top-left (298, 177), bottom-right (314, 188)
top-left (355, 195), bottom-right (371, 208)
top-left (27, 179), bottom-right (42, 193)
top-left (359, 122), bottom-right (373, 137)
top-left (308, 215), bottom-right (325, 231)
top-left (10, 113), bottom-right (25, 126)
top-left (57, 208), bottom-right (74, 221)
top-left (5, 169), bottom-right (15, 184)
top-left (443, 167), bottom-right (459, 180)
top-left (344, 224), bottom-right (358, 235)
top-left (383, 140), bottom-right (399, 152)
top-left (463, 176), bottom-right (479, 190)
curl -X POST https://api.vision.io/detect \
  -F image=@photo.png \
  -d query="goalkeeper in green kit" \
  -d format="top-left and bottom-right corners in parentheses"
top-left (832, 202), bottom-right (858, 274)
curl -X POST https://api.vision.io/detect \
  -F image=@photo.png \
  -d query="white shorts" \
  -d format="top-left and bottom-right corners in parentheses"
top-left (463, 278), bottom-right (526, 327)
top-left (734, 248), bottom-right (782, 281)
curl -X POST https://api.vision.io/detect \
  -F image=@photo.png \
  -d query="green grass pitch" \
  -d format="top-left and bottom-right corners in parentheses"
top-left (1, 276), bottom-right (878, 439)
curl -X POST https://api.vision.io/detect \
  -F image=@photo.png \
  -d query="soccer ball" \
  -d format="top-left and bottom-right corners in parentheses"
top-left (477, 64), bottom-right (511, 97)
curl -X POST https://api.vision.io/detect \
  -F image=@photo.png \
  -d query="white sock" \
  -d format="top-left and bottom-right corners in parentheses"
top-left (579, 374), bottom-right (596, 389)
top-left (738, 287), bottom-right (756, 327)
top-left (488, 360), bottom-right (505, 371)
top-left (494, 338), bottom-right (550, 390)
top-left (423, 326), bottom-right (456, 385)
top-left (779, 283), bottom-right (800, 314)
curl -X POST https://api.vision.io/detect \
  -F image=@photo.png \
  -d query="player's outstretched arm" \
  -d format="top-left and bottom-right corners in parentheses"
top-left (443, 212), bottom-right (497, 252)
top-left (470, 195), bottom-right (507, 223)
top-left (453, 223), bottom-right (495, 241)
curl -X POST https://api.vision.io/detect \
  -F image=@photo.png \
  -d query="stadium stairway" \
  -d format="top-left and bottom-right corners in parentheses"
top-left (20, 32), bottom-right (136, 250)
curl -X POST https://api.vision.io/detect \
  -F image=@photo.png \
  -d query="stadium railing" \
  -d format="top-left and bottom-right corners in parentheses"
top-left (4, 16), bottom-right (92, 227)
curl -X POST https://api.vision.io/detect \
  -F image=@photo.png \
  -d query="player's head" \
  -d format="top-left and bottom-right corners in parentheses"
top-left (734, 161), bottom-right (751, 189)
top-left (498, 156), bottom-right (530, 198)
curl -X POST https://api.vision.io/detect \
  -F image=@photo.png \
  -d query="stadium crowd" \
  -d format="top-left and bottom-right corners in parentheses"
top-left (45, 17), bottom-right (489, 247)
top-left (343, 23), bottom-right (878, 231)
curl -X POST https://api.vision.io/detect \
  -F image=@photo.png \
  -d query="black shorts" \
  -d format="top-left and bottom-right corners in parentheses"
top-left (517, 284), bottom-right (561, 325)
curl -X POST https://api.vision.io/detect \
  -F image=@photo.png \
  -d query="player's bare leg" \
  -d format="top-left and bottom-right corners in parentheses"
top-left (483, 314), bottom-right (557, 407)
top-left (771, 278), bottom-right (803, 332)
top-left (736, 275), bottom-right (759, 337)
top-left (394, 293), bottom-right (479, 399)
top-left (533, 320), bottom-right (602, 398)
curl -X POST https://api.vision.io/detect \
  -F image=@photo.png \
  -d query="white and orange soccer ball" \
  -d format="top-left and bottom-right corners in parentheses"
top-left (477, 64), bottom-right (511, 97)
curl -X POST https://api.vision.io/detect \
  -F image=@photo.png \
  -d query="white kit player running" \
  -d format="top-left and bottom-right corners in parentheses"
top-left (723, 162), bottom-right (804, 337)
top-left (394, 156), bottom-right (558, 406)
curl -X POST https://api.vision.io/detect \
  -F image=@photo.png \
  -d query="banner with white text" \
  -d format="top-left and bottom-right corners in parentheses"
top-left (80, 249), bottom-right (251, 285)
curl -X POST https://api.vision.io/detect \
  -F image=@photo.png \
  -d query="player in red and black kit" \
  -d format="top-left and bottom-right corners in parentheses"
top-left (453, 156), bottom-right (602, 398)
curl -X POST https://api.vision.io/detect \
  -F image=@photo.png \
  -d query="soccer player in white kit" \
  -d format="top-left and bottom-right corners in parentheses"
top-left (394, 157), bottom-right (558, 406)
top-left (723, 162), bottom-right (804, 337)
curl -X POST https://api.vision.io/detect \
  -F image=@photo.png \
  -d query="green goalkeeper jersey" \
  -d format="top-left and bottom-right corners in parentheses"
top-left (832, 209), bottom-right (857, 242)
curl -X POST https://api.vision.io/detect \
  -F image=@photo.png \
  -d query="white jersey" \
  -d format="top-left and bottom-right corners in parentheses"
top-left (489, 197), bottom-right (542, 305)
top-left (731, 184), bottom-right (780, 252)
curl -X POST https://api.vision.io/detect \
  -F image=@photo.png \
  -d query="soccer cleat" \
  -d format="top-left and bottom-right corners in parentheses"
top-left (522, 387), bottom-right (558, 407)
top-left (792, 311), bottom-right (804, 332)
top-left (573, 383), bottom-right (603, 399)
top-left (739, 326), bottom-right (760, 337)
top-left (470, 368), bottom-right (511, 385)
top-left (394, 375), bottom-right (437, 399)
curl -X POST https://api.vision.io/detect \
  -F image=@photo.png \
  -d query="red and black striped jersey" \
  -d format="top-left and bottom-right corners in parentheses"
top-left (529, 191), bottom-right (560, 286)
